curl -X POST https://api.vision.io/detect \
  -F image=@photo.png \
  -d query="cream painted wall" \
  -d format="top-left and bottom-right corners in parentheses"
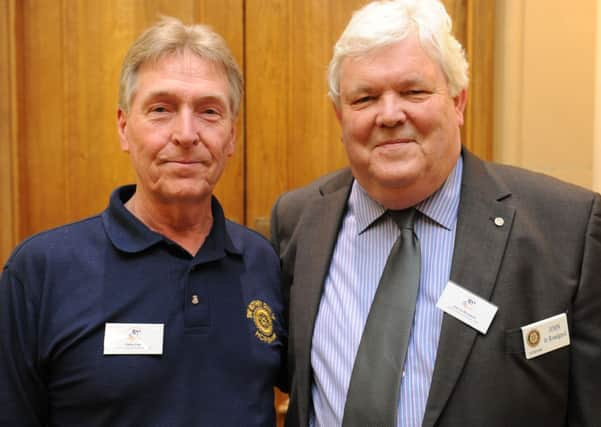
top-left (494, 0), bottom-right (598, 191)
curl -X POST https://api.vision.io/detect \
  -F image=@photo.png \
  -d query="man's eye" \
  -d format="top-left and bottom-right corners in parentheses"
top-left (201, 108), bottom-right (224, 119)
top-left (353, 96), bottom-right (373, 105)
top-left (405, 90), bottom-right (429, 97)
top-left (150, 106), bottom-right (169, 113)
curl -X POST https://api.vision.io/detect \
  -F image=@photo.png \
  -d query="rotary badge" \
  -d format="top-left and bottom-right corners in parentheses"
top-left (247, 300), bottom-right (277, 343)
top-left (527, 329), bottom-right (541, 347)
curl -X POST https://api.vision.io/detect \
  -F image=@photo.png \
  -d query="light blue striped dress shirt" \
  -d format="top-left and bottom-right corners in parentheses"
top-left (310, 157), bottom-right (463, 427)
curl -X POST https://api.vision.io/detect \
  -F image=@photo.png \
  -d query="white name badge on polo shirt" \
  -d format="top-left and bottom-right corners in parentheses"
top-left (436, 281), bottom-right (498, 334)
top-left (521, 313), bottom-right (570, 359)
top-left (103, 323), bottom-right (164, 355)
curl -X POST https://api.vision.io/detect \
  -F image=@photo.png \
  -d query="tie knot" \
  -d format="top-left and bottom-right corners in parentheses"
top-left (388, 208), bottom-right (417, 230)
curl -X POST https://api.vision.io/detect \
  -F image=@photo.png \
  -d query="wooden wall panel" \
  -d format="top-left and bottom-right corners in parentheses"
top-left (19, 0), bottom-right (66, 238)
top-left (0, 0), bottom-right (18, 265)
top-left (13, 0), bottom-right (244, 249)
top-left (464, 0), bottom-right (495, 160)
top-left (60, 1), bottom-right (136, 233)
top-left (442, 0), bottom-right (495, 159)
top-left (245, 0), bottom-right (368, 229)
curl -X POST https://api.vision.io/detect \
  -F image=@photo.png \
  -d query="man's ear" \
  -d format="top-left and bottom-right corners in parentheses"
top-left (332, 99), bottom-right (342, 124)
top-left (117, 108), bottom-right (130, 152)
top-left (225, 119), bottom-right (236, 157)
top-left (453, 89), bottom-right (467, 126)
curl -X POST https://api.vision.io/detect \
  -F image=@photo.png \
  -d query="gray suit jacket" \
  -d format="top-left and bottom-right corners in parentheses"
top-left (271, 149), bottom-right (601, 427)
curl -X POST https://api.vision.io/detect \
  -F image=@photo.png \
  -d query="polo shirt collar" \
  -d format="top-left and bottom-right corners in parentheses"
top-left (102, 185), bottom-right (241, 258)
top-left (195, 196), bottom-right (242, 262)
top-left (352, 155), bottom-right (463, 233)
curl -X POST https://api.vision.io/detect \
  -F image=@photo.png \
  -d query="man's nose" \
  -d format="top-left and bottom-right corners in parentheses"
top-left (172, 110), bottom-right (199, 146)
top-left (375, 94), bottom-right (407, 128)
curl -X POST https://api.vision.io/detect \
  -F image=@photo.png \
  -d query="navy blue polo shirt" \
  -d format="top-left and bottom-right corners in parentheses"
top-left (0, 185), bottom-right (286, 427)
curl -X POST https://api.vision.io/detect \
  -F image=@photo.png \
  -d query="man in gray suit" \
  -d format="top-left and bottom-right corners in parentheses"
top-left (271, 0), bottom-right (601, 426)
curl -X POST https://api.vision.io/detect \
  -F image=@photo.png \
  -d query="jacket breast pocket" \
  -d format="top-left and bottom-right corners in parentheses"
top-left (504, 327), bottom-right (524, 354)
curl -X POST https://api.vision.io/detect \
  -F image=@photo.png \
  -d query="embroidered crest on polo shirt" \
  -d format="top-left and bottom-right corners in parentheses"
top-left (246, 300), bottom-right (277, 343)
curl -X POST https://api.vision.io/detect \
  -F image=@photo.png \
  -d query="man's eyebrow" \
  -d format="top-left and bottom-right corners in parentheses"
top-left (348, 85), bottom-right (371, 94)
top-left (137, 90), bottom-right (177, 104)
top-left (141, 90), bottom-right (228, 105)
top-left (343, 85), bottom-right (374, 99)
top-left (345, 77), bottom-right (428, 94)
top-left (400, 76), bottom-right (431, 87)
top-left (143, 90), bottom-right (172, 99)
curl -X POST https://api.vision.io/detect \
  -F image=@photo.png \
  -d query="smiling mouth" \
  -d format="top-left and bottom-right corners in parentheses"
top-left (165, 160), bottom-right (204, 165)
top-left (376, 138), bottom-right (415, 147)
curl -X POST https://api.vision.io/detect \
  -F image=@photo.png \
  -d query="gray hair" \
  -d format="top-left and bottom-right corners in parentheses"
top-left (118, 16), bottom-right (243, 115)
top-left (328, 0), bottom-right (469, 106)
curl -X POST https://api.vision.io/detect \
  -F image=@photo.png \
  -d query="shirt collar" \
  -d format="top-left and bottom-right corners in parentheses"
top-left (350, 155), bottom-right (463, 233)
top-left (102, 185), bottom-right (241, 258)
top-left (417, 155), bottom-right (463, 230)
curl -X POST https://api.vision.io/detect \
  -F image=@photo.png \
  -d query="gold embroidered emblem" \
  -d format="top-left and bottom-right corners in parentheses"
top-left (246, 300), bottom-right (277, 343)
top-left (527, 329), bottom-right (541, 347)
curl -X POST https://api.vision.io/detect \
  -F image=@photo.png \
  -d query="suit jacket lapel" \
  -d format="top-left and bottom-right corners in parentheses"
top-left (422, 151), bottom-right (515, 427)
top-left (292, 170), bottom-right (353, 426)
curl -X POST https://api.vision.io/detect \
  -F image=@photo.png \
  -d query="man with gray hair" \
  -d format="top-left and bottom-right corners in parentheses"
top-left (271, 1), bottom-right (601, 426)
top-left (0, 17), bottom-right (286, 426)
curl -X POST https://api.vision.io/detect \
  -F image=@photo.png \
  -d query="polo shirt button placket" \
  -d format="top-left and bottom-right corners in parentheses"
top-left (184, 263), bottom-right (210, 332)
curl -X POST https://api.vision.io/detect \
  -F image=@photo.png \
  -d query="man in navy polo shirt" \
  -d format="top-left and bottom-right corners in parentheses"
top-left (0, 17), bottom-right (286, 427)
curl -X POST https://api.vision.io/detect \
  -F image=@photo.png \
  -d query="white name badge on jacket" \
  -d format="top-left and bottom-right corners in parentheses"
top-left (436, 281), bottom-right (498, 334)
top-left (521, 313), bottom-right (570, 359)
top-left (103, 323), bottom-right (164, 355)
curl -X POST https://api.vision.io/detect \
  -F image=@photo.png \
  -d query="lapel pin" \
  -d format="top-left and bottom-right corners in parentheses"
top-left (493, 217), bottom-right (505, 227)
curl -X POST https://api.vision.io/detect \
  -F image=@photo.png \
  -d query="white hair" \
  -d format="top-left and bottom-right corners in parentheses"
top-left (328, 0), bottom-right (469, 106)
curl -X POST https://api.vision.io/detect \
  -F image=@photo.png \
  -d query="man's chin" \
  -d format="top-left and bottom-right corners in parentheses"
top-left (156, 184), bottom-right (214, 204)
top-left (370, 165), bottom-right (421, 188)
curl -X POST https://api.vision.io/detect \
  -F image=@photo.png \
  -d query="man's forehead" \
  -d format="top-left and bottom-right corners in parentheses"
top-left (128, 60), bottom-right (232, 116)
top-left (135, 53), bottom-right (229, 92)
top-left (138, 50), bottom-right (223, 76)
top-left (343, 37), bottom-right (434, 65)
top-left (338, 41), bottom-right (446, 87)
top-left (339, 67), bottom-right (435, 92)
